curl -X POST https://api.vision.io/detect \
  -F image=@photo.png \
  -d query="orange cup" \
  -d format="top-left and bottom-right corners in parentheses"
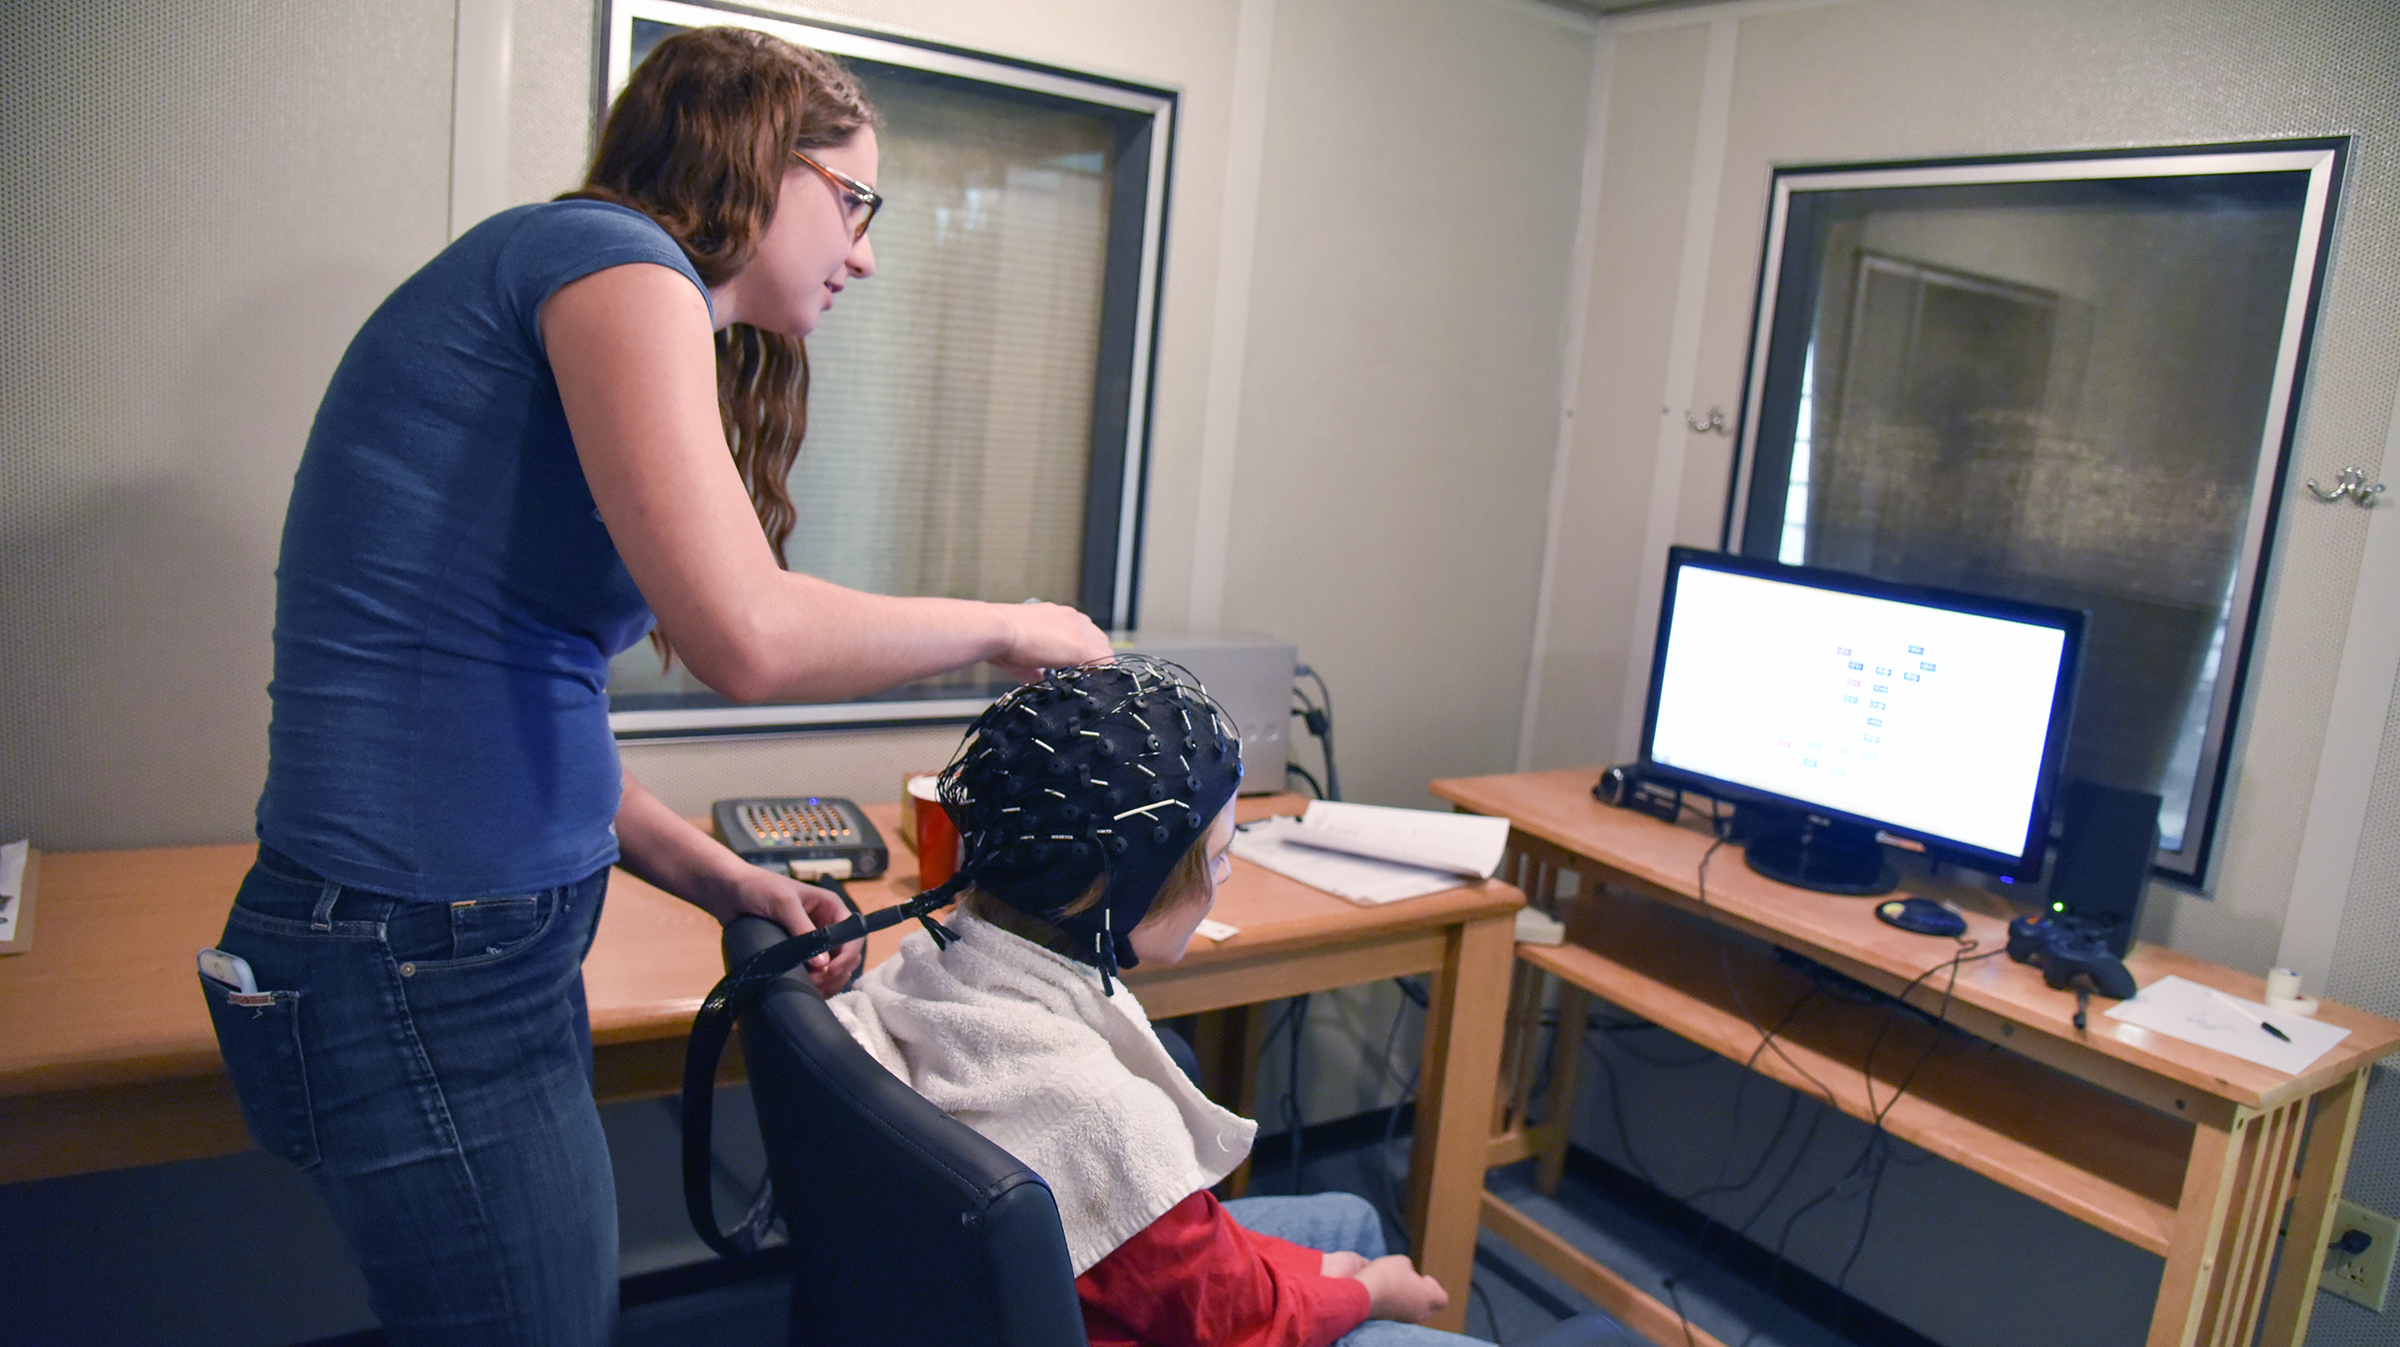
top-left (908, 774), bottom-right (962, 890)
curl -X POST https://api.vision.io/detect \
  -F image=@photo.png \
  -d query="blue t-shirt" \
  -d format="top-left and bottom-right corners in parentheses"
top-left (258, 200), bottom-right (707, 899)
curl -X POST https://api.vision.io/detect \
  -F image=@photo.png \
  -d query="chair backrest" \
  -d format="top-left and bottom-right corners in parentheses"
top-left (723, 916), bottom-right (1089, 1347)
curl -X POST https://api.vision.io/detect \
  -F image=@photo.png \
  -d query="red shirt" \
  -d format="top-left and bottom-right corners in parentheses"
top-left (1076, 1191), bottom-right (1375, 1347)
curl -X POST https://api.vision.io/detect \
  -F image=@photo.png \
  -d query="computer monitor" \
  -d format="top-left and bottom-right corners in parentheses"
top-left (1638, 547), bottom-right (2085, 894)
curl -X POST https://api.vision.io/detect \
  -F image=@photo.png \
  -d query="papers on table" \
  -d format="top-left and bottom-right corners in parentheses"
top-left (2105, 975), bottom-right (2351, 1075)
top-left (1232, 803), bottom-right (1509, 905)
top-left (0, 839), bottom-right (25, 944)
top-left (1284, 800), bottom-right (1512, 880)
top-left (1194, 918), bottom-right (1239, 943)
top-left (1234, 818), bottom-right (1461, 903)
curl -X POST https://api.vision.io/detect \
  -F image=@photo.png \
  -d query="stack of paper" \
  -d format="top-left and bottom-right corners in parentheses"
top-left (1232, 802), bottom-right (1510, 905)
top-left (1286, 801), bottom-right (1512, 878)
top-left (2105, 975), bottom-right (2351, 1074)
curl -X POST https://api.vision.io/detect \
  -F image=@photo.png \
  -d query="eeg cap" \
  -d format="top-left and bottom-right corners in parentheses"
top-left (938, 657), bottom-right (1242, 981)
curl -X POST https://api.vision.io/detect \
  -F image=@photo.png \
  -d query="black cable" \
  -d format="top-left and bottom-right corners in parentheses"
top-left (1826, 1136), bottom-right (1893, 1340)
top-left (1822, 940), bottom-right (2006, 1328)
top-left (1860, 941), bottom-right (2005, 1126)
top-left (1293, 664), bottom-right (1341, 801)
top-left (1282, 993), bottom-right (1310, 1193)
top-left (1366, 977), bottom-right (1424, 1239)
top-left (1742, 937), bottom-right (2005, 1345)
top-left (1378, 1055), bottom-right (1424, 1246)
top-left (1656, 832), bottom-right (1852, 1347)
top-left (1285, 762), bottom-right (1325, 799)
top-left (1659, 1275), bottom-right (1699, 1347)
top-left (658, 1095), bottom-right (778, 1240)
top-left (1521, 1005), bottom-right (1684, 1118)
top-left (1581, 992), bottom-right (1837, 1347)
top-left (1579, 1029), bottom-right (1662, 1191)
top-left (1640, 987), bottom-right (1827, 1310)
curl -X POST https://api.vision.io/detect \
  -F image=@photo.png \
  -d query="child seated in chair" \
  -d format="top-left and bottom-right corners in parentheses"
top-left (831, 657), bottom-right (1483, 1347)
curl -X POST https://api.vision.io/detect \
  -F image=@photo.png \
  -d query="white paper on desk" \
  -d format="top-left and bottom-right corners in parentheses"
top-left (1289, 801), bottom-right (1511, 878)
top-left (0, 839), bottom-right (24, 940)
top-left (1231, 817), bottom-right (1462, 905)
top-left (2105, 975), bottom-right (2350, 1074)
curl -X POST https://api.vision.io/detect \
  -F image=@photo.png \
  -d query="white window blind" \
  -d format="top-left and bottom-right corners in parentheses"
top-left (599, 5), bottom-right (1173, 732)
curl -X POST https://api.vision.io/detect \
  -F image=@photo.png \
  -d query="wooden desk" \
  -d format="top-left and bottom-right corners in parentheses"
top-left (0, 796), bottom-right (1519, 1335)
top-left (1432, 768), bottom-right (2400, 1347)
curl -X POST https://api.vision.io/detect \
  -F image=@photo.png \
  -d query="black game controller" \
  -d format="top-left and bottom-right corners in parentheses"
top-left (2006, 915), bottom-right (2136, 1000)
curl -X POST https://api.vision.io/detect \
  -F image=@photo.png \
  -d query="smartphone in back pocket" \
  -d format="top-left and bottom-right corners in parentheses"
top-left (199, 946), bottom-right (257, 993)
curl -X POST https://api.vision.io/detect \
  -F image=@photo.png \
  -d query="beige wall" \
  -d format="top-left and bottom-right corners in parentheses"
top-left (1219, 0), bottom-right (1594, 809)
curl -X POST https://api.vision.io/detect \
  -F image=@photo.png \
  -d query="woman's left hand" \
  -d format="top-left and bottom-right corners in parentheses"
top-left (701, 865), bottom-right (865, 998)
top-left (612, 768), bottom-right (864, 996)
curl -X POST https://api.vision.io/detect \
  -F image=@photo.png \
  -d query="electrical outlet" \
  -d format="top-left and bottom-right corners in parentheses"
top-left (2322, 1197), bottom-right (2398, 1312)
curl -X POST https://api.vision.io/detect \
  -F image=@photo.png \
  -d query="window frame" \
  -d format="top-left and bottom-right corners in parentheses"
top-left (596, 0), bottom-right (1176, 736)
top-left (1720, 140), bottom-right (2347, 888)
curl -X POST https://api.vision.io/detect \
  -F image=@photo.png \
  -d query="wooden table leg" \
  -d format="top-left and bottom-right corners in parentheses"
top-left (1495, 960), bottom-right (1544, 1136)
top-left (2260, 1069), bottom-right (2370, 1345)
top-left (1407, 911), bottom-right (1516, 1334)
top-left (2208, 1097), bottom-right (2308, 1344)
top-left (2150, 1102), bottom-right (2249, 1347)
top-left (1535, 980), bottom-right (1587, 1196)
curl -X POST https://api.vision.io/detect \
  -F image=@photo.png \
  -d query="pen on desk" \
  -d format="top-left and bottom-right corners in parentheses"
top-left (2211, 989), bottom-right (2293, 1042)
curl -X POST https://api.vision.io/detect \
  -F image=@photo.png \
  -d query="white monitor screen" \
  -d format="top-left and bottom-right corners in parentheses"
top-left (1648, 564), bottom-right (2069, 859)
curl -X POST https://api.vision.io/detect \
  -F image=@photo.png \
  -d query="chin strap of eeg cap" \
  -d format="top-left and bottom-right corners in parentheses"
top-left (680, 875), bottom-right (964, 1260)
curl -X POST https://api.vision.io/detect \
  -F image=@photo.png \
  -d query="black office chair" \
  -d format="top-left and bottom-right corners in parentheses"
top-left (704, 917), bottom-right (1634, 1347)
top-left (717, 915), bottom-right (1089, 1347)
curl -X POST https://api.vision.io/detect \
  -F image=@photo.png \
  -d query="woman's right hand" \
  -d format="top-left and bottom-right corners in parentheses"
top-left (992, 601), bottom-right (1113, 682)
top-left (1351, 1254), bottom-right (1450, 1323)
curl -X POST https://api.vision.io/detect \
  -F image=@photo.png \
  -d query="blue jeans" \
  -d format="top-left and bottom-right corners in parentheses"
top-left (1223, 1193), bottom-right (1490, 1345)
top-left (203, 846), bottom-right (616, 1347)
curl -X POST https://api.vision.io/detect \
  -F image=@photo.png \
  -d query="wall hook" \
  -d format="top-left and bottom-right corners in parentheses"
top-left (1684, 407), bottom-right (1729, 436)
top-left (2304, 466), bottom-right (2385, 508)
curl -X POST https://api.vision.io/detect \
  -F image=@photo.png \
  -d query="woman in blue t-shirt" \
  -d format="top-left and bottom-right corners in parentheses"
top-left (202, 27), bottom-right (1111, 1345)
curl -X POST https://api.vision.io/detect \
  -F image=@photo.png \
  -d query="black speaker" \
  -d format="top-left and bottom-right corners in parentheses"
top-left (2049, 780), bottom-right (2161, 957)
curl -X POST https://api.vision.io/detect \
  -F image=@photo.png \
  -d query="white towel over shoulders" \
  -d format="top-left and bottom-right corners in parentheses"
top-left (829, 910), bottom-right (1256, 1275)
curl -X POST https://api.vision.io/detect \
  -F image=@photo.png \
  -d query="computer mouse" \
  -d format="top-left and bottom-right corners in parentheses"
top-left (1874, 896), bottom-right (1965, 937)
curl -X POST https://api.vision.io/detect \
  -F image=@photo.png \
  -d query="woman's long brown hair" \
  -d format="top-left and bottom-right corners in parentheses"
top-left (562, 27), bottom-right (876, 662)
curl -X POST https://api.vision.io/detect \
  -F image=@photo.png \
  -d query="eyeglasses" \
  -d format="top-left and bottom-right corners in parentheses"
top-left (791, 149), bottom-right (881, 243)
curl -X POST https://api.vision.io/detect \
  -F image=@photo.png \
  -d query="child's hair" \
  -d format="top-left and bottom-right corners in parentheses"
top-left (959, 822), bottom-right (1217, 956)
top-left (936, 657), bottom-right (1242, 983)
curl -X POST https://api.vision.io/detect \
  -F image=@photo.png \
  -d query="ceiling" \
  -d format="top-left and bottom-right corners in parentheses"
top-left (1545, 0), bottom-right (1716, 15)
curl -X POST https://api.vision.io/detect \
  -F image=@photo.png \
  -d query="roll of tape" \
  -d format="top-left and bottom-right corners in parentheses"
top-left (2266, 992), bottom-right (2321, 1018)
top-left (2265, 966), bottom-right (2302, 1002)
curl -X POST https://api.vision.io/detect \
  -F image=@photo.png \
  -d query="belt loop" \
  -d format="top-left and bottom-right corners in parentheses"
top-left (311, 881), bottom-right (343, 931)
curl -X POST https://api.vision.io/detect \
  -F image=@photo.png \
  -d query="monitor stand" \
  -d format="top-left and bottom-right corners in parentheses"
top-left (1737, 808), bottom-right (1898, 896)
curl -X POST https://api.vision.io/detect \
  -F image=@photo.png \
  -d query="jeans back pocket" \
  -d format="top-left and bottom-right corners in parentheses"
top-left (200, 975), bottom-right (320, 1172)
top-left (447, 894), bottom-right (548, 962)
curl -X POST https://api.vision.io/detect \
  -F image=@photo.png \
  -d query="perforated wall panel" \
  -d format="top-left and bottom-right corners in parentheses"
top-left (0, 1), bottom-right (453, 850)
top-left (2318, 652), bottom-right (2400, 1346)
top-left (510, 0), bottom-right (599, 205)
